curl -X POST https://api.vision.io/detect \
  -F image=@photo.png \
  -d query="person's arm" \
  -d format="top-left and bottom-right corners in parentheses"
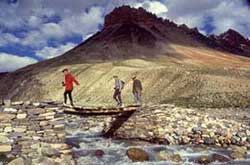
top-left (71, 75), bottom-right (80, 85)
top-left (118, 80), bottom-right (122, 91)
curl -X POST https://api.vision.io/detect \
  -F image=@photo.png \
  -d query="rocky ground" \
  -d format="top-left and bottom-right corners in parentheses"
top-left (0, 101), bottom-right (250, 164)
top-left (114, 104), bottom-right (250, 147)
top-left (0, 101), bottom-right (73, 165)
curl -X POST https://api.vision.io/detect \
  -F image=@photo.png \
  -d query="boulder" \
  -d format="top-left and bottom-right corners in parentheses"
top-left (32, 157), bottom-right (56, 165)
top-left (231, 152), bottom-right (246, 160)
top-left (0, 135), bottom-right (9, 143)
top-left (0, 144), bottom-right (12, 153)
top-left (126, 148), bottom-right (149, 162)
top-left (157, 150), bottom-right (182, 162)
top-left (0, 113), bottom-right (15, 121)
top-left (211, 153), bottom-right (231, 162)
top-left (41, 146), bottom-right (60, 157)
top-left (16, 113), bottom-right (27, 119)
top-left (7, 157), bottom-right (25, 165)
top-left (4, 126), bottom-right (13, 133)
top-left (95, 150), bottom-right (105, 158)
top-left (11, 101), bottom-right (24, 106)
top-left (3, 100), bottom-right (11, 107)
top-left (3, 108), bottom-right (17, 113)
top-left (196, 155), bottom-right (213, 164)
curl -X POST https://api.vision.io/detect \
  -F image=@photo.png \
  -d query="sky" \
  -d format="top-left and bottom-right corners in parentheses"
top-left (0, 0), bottom-right (250, 72)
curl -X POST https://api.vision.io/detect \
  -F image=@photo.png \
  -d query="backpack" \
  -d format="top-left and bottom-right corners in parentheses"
top-left (120, 80), bottom-right (125, 90)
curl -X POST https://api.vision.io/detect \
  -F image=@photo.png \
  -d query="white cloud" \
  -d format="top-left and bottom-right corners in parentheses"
top-left (21, 31), bottom-right (47, 47)
top-left (41, 23), bottom-right (65, 39)
top-left (163, 0), bottom-right (250, 36)
top-left (0, 52), bottom-right (38, 72)
top-left (18, 6), bottom-right (104, 48)
top-left (60, 6), bottom-right (104, 37)
top-left (0, 32), bottom-right (20, 47)
top-left (134, 1), bottom-right (168, 16)
top-left (210, 1), bottom-right (250, 36)
top-left (28, 15), bottom-right (43, 28)
top-left (1, 0), bottom-right (250, 51)
top-left (35, 42), bottom-right (76, 59)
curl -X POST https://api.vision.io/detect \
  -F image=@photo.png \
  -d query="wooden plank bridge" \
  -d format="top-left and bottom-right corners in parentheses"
top-left (63, 105), bottom-right (140, 137)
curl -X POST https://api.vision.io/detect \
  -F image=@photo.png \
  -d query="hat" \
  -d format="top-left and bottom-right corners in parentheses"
top-left (62, 68), bottom-right (68, 72)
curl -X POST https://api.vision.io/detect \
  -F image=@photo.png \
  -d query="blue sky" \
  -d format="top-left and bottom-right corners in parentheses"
top-left (0, 0), bottom-right (250, 72)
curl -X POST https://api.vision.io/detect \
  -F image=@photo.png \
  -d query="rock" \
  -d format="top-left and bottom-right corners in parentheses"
top-left (13, 126), bottom-right (27, 133)
top-left (126, 148), bottom-right (149, 162)
top-left (24, 101), bottom-right (31, 105)
top-left (33, 157), bottom-right (56, 165)
top-left (0, 144), bottom-right (12, 153)
top-left (40, 121), bottom-right (49, 126)
top-left (3, 108), bottom-right (17, 113)
top-left (65, 137), bottom-right (80, 148)
top-left (95, 150), bottom-right (105, 158)
top-left (32, 136), bottom-right (41, 141)
top-left (211, 153), bottom-right (231, 162)
top-left (39, 112), bottom-right (56, 117)
top-left (157, 150), bottom-right (182, 162)
top-left (11, 101), bottom-right (24, 106)
top-left (7, 157), bottom-right (25, 165)
top-left (32, 102), bottom-right (40, 107)
top-left (196, 155), bottom-right (213, 164)
top-left (54, 124), bottom-right (64, 129)
top-left (0, 135), bottom-right (9, 143)
top-left (230, 146), bottom-right (248, 159)
top-left (3, 99), bottom-right (11, 107)
top-left (0, 114), bottom-right (15, 121)
top-left (42, 146), bottom-right (60, 157)
top-left (192, 127), bottom-right (202, 134)
top-left (16, 113), bottom-right (27, 119)
top-left (204, 137), bottom-right (215, 145)
top-left (231, 152), bottom-right (246, 160)
top-left (4, 127), bottom-right (12, 133)
top-left (59, 155), bottom-right (75, 165)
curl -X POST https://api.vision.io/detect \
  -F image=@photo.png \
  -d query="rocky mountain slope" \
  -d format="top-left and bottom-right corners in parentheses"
top-left (0, 6), bottom-right (250, 107)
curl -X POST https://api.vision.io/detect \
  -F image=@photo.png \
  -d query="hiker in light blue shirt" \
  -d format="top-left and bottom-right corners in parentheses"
top-left (113, 75), bottom-right (125, 107)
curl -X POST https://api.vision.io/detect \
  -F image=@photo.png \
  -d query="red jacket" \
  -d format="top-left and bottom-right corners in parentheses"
top-left (64, 73), bottom-right (79, 91)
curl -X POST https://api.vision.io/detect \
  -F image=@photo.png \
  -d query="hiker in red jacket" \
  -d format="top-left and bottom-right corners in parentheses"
top-left (62, 69), bottom-right (79, 106)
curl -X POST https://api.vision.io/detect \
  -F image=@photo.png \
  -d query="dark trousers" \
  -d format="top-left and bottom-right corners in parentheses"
top-left (64, 90), bottom-right (73, 106)
top-left (133, 90), bottom-right (142, 104)
top-left (113, 89), bottom-right (122, 106)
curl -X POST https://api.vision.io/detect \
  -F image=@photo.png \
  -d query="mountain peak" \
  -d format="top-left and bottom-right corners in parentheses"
top-left (212, 28), bottom-right (250, 54)
top-left (221, 28), bottom-right (246, 40)
top-left (104, 5), bottom-right (159, 28)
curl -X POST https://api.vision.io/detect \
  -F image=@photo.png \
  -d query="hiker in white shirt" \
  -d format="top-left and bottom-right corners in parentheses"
top-left (113, 75), bottom-right (125, 107)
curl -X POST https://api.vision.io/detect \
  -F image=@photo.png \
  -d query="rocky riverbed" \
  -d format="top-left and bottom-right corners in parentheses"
top-left (114, 104), bottom-right (250, 147)
top-left (0, 101), bottom-right (250, 164)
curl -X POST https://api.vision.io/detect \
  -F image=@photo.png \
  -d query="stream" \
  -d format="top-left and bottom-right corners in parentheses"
top-left (65, 117), bottom-right (250, 165)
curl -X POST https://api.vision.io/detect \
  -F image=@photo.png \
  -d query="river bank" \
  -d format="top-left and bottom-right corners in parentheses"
top-left (0, 101), bottom-right (250, 164)
top-left (113, 104), bottom-right (250, 147)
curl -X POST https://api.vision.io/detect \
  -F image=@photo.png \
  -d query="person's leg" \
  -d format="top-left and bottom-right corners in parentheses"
top-left (137, 90), bottom-right (142, 104)
top-left (68, 91), bottom-right (74, 106)
top-left (117, 91), bottom-right (122, 106)
top-left (64, 91), bottom-right (67, 104)
top-left (113, 90), bottom-right (119, 105)
top-left (133, 92), bottom-right (137, 103)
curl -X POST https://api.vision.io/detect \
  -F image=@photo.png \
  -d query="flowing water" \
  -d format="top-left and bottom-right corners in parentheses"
top-left (65, 118), bottom-right (250, 165)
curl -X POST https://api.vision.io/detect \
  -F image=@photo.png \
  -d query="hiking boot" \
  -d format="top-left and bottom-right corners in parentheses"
top-left (120, 103), bottom-right (125, 108)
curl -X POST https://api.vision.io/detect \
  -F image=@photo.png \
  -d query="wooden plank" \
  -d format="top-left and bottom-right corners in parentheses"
top-left (64, 108), bottom-right (137, 116)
